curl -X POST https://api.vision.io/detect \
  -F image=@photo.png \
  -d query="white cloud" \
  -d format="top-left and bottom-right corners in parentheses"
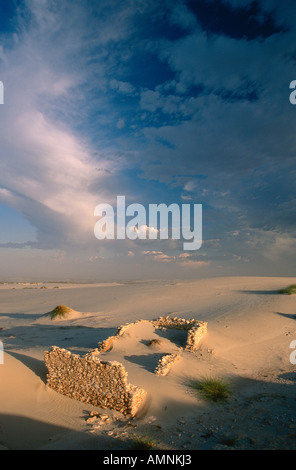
top-left (117, 118), bottom-right (126, 129)
top-left (178, 260), bottom-right (210, 268)
top-left (0, 0), bottom-right (120, 248)
top-left (110, 79), bottom-right (136, 94)
top-left (141, 250), bottom-right (209, 267)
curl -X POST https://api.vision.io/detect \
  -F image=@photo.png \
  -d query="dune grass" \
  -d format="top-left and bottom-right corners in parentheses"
top-left (192, 377), bottom-right (232, 403)
top-left (278, 284), bottom-right (296, 295)
top-left (129, 435), bottom-right (155, 450)
top-left (50, 305), bottom-right (73, 320)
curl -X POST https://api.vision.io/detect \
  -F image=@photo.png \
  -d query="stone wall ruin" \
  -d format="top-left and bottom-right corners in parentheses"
top-left (44, 315), bottom-right (207, 416)
top-left (44, 346), bottom-right (147, 417)
top-left (98, 315), bottom-right (207, 354)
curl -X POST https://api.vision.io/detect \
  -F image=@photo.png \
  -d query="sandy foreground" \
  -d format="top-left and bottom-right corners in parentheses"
top-left (0, 276), bottom-right (295, 450)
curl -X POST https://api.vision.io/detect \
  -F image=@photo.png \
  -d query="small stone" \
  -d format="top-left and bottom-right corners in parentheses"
top-left (86, 416), bottom-right (99, 424)
top-left (146, 416), bottom-right (157, 424)
top-left (100, 414), bottom-right (109, 421)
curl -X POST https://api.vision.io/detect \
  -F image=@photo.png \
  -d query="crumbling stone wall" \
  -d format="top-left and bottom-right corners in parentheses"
top-left (97, 335), bottom-right (117, 352)
top-left (44, 346), bottom-right (147, 416)
top-left (152, 316), bottom-right (207, 351)
top-left (185, 321), bottom-right (208, 351)
top-left (154, 353), bottom-right (181, 376)
top-left (98, 316), bottom-right (207, 353)
top-left (45, 315), bottom-right (207, 415)
top-left (151, 316), bottom-right (197, 330)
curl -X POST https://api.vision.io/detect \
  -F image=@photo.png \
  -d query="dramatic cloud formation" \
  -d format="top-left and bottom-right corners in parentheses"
top-left (0, 0), bottom-right (295, 280)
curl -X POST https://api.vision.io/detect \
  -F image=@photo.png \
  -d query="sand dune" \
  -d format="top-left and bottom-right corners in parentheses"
top-left (0, 276), bottom-right (296, 450)
top-left (41, 305), bottom-right (84, 322)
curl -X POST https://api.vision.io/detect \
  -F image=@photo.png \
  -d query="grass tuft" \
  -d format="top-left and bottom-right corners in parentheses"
top-left (50, 305), bottom-right (73, 320)
top-left (191, 376), bottom-right (232, 403)
top-left (278, 284), bottom-right (296, 295)
top-left (147, 339), bottom-right (162, 347)
top-left (129, 436), bottom-right (155, 450)
top-left (219, 435), bottom-right (238, 447)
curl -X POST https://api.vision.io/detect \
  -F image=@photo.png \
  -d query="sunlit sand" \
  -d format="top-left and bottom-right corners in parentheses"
top-left (0, 276), bottom-right (295, 450)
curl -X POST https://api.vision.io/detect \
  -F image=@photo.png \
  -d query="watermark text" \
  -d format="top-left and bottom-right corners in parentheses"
top-left (0, 341), bottom-right (3, 364)
top-left (290, 340), bottom-right (296, 364)
top-left (0, 81), bottom-right (3, 104)
top-left (289, 80), bottom-right (296, 104)
top-left (94, 196), bottom-right (202, 251)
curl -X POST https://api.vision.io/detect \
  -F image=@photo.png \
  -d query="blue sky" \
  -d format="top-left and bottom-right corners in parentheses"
top-left (0, 0), bottom-right (295, 281)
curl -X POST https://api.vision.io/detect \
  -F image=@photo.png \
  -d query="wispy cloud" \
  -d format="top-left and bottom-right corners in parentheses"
top-left (0, 0), bottom-right (123, 248)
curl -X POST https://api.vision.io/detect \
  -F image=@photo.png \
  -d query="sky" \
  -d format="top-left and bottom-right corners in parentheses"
top-left (0, 0), bottom-right (296, 281)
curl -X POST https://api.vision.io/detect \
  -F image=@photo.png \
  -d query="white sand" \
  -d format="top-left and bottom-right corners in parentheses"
top-left (0, 276), bottom-right (296, 450)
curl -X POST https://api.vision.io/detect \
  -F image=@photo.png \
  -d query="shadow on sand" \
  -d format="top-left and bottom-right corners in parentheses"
top-left (124, 353), bottom-right (165, 373)
top-left (6, 350), bottom-right (47, 382)
top-left (0, 413), bottom-right (124, 450)
top-left (275, 312), bottom-right (296, 320)
top-left (1, 324), bottom-right (117, 354)
top-left (235, 289), bottom-right (281, 295)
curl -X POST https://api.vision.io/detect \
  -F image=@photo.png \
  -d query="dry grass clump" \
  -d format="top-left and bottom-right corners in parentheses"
top-left (50, 305), bottom-right (73, 320)
top-left (278, 284), bottom-right (296, 295)
top-left (192, 377), bottom-right (232, 403)
top-left (129, 435), bottom-right (155, 450)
